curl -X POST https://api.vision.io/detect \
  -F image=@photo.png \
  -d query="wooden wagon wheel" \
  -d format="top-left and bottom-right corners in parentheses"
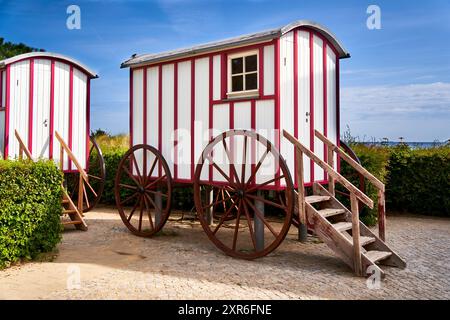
top-left (64, 135), bottom-right (106, 213)
top-left (291, 139), bottom-right (365, 228)
top-left (194, 130), bottom-right (294, 260)
top-left (114, 144), bottom-right (172, 237)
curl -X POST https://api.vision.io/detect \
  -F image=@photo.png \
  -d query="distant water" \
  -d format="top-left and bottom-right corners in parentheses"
top-left (360, 142), bottom-right (447, 149)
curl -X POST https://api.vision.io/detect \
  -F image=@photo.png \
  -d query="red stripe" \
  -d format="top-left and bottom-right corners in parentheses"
top-left (68, 65), bottom-right (74, 170)
top-left (129, 68), bottom-right (133, 149)
top-left (28, 59), bottom-right (34, 153)
top-left (274, 39), bottom-right (281, 187)
top-left (293, 29), bottom-right (299, 187)
top-left (323, 42), bottom-right (328, 179)
top-left (258, 47), bottom-right (264, 97)
top-left (221, 53), bottom-right (227, 100)
top-left (4, 66), bottom-right (10, 158)
top-left (49, 60), bottom-right (55, 159)
top-left (174, 63), bottom-right (178, 180)
top-left (190, 59), bottom-right (195, 179)
top-left (158, 65), bottom-right (163, 176)
top-left (143, 67), bottom-right (148, 177)
top-left (86, 78), bottom-right (91, 170)
top-left (251, 100), bottom-right (256, 184)
top-left (208, 56), bottom-right (213, 181)
top-left (229, 101), bottom-right (234, 183)
top-left (336, 57), bottom-right (341, 173)
top-left (309, 31), bottom-right (315, 183)
top-left (0, 70), bottom-right (3, 108)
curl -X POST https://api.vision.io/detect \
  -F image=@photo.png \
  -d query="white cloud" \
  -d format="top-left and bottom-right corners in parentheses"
top-left (341, 82), bottom-right (450, 118)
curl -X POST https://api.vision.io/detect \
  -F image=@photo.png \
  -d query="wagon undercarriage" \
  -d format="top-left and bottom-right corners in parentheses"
top-left (114, 129), bottom-right (406, 277)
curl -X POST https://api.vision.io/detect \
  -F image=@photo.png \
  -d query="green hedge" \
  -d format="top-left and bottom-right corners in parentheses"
top-left (0, 160), bottom-right (63, 268)
top-left (386, 146), bottom-right (450, 216)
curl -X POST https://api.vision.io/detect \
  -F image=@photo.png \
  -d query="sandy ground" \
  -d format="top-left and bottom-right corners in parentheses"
top-left (0, 205), bottom-right (449, 300)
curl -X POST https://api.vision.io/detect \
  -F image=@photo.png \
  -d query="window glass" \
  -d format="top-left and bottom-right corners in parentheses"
top-left (231, 57), bottom-right (243, 74)
top-left (232, 75), bottom-right (243, 92)
top-left (245, 73), bottom-right (257, 90)
top-left (245, 55), bottom-right (257, 72)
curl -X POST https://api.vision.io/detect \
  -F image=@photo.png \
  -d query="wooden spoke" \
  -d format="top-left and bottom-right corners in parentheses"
top-left (232, 200), bottom-right (243, 251)
top-left (208, 158), bottom-right (236, 188)
top-left (145, 189), bottom-right (168, 198)
top-left (121, 192), bottom-right (139, 205)
top-left (246, 193), bottom-right (286, 210)
top-left (122, 165), bottom-right (142, 187)
top-left (202, 193), bottom-right (235, 211)
top-left (221, 138), bottom-right (241, 185)
top-left (142, 194), bottom-right (155, 231)
top-left (138, 196), bottom-right (144, 232)
top-left (244, 198), bottom-right (279, 238)
top-left (245, 147), bottom-right (270, 186)
top-left (246, 175), bottom-right (285, 193)
top-left (241, 135), bottom-right (248, 184)
top-left (119, 183), bottom-right (138, 191)
top-left (130, 153), bottom-right (144, 184)
top-left (144, 192), bottom-right (162, 214)
top-left (242, 200), bottom-right (257, 251)
top-left (88, 174), bottom-right (103, 181)
top-left (127, 197), bottom-right (141, 222)
top-left (144, 157), bottom-right (158, 185)
top-left (145, 174), bottom-right (167, 190)
top-left (212, 196), bottom-right (239, 235)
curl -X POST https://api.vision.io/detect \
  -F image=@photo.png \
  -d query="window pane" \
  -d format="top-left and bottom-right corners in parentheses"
top-left (245, 55), bottom-right (257, 72)
top-left (232, 75), bottom-right (243, 92)
top-left (231, 57), bottom-right (243, 74)
top-left (245, 73), bottom-right (257, 90)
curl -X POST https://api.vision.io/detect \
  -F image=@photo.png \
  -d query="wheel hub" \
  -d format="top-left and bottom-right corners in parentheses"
top-left (138, 185), bottom-right (145, 194)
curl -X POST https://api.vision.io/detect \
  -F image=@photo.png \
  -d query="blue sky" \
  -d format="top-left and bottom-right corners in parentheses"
top-left (1, 0), bottom-right (449, 141)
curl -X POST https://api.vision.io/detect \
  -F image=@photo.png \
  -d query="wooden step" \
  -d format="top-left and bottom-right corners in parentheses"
top-left (317, 208), bottom-right (346, 218)
top-left (63, 209), bottom-right (78, 214)
top-left (305, 195), bottom-right (330, 204)
top-left (366, 250), bottom-right (392, 263)
top-left (344, 235), bottom-right (376, 247)
top-left (333, 222), bottom-right (353, 232)
top-left (62, 199), bottom-right (70, 204)
top-left (62, 220), bottom-right (82, 226)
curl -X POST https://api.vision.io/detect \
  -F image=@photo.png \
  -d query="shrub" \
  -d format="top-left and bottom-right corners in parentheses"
top-left (338, 144), bottom-right (390, 225)
top-left (0, 160), bottom-right (63, 268)
top-left (386, 145), bottom-right (450, 216)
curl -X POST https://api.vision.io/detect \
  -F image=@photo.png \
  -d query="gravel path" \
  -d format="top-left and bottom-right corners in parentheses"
top-left (1, 206), bottom-right (449, 300)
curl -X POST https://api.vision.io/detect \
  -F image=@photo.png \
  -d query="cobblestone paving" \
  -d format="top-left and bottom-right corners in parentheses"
top-left (1, 206), bottom-right (449, 300)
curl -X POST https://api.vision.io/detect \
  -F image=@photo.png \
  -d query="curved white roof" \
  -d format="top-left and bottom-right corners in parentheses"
top-left (121, 20), bottom-right (350, 68)
top-left (0, 52), bottom-right (98, 78)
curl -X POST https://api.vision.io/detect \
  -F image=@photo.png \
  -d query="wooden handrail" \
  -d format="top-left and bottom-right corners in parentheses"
top-left (314, 130), bottom-right (385, 191)
top-left (15, 130), bottom-right (33, 160)
top-left (283, 130), bottom-right (373, 208)
top-left (314, 129), bottom-right (386, 241)
top-left (55, 131), bottom-right (88, 180)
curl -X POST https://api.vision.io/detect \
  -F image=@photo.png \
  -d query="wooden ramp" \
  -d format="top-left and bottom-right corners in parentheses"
top-left (15, 130), bottom-right (88, 231)
top-left (284, 129), bottom-right (406, 277)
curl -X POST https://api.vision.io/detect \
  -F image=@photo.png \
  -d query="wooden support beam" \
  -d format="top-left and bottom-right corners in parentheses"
top-left (295, 148), bottom-right (307, 242)
top-left (350, 193), bottom-right (362, 276)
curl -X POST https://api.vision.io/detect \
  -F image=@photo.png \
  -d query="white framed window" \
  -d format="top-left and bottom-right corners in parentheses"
top-left (227, 50), bottom-right (258, 98)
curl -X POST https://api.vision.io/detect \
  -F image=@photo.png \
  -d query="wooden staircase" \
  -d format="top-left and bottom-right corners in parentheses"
top-left (284, 129), bottom-right (406, 277)
top-left (15, 129), bottom-right (88, 231)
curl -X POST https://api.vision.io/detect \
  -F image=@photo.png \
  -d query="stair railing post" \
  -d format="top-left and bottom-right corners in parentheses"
top-left (377, 189), bottom-right (386, 241)
top-left (59, 144), bottom-right (64, 171)
top-left (78, 173), bottom-right (84, 215)
top-left (327, 145), bottom-right (335, 196)
top-left (296, 147), bottom-right (307, 242)
top-left (350, 193), bottom-right (362, 276)
top-left (19, 146), bottom-right (23, 160)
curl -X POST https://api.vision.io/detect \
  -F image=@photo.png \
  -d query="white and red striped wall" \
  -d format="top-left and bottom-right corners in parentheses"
top-left (0, 53), bottom-right (96, 171)
top-left (129, 27), bottom-right (341, 188)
